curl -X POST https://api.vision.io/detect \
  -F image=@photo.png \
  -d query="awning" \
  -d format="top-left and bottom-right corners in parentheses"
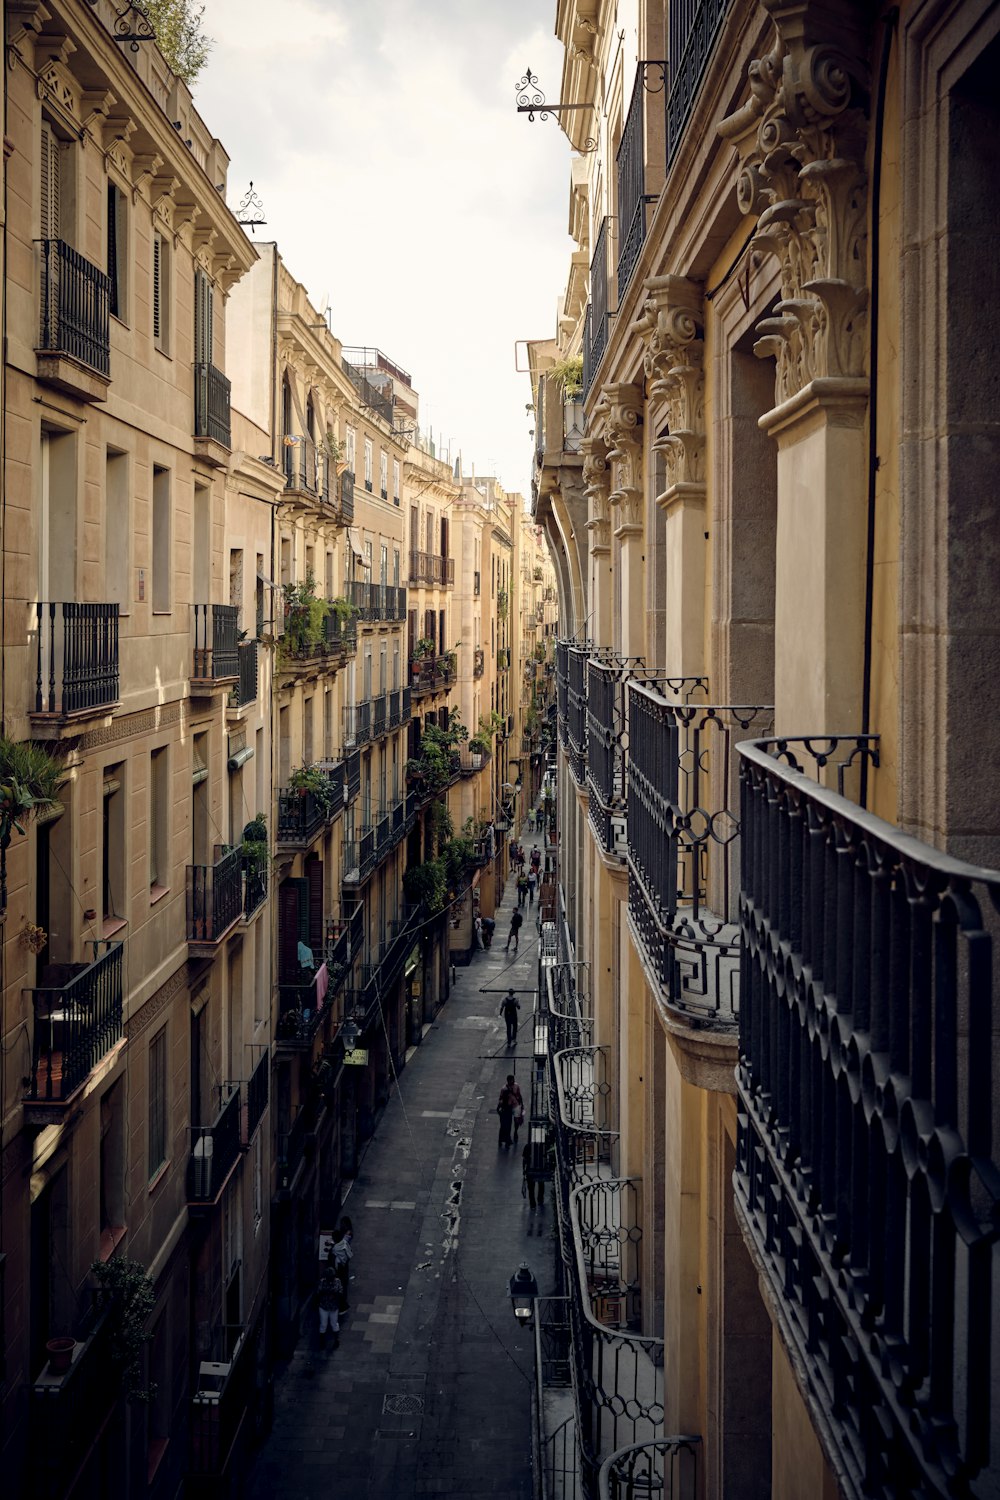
top-left (348, 527), bottom-right (365, 559)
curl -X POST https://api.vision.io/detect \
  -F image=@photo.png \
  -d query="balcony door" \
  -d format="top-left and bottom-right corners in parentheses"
top-left (194, 268), bottom-right (214, 368)
top-left (39, 427), bottom-right (77, 604)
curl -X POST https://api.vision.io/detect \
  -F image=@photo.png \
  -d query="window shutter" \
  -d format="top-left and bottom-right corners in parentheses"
top-left (194, 269), bottom-right (213, 365)
top-left (40, 124), bottom-right (60, 242)
top-left (107, 183), bottom-right (119, 318)
top-left (152, 234), bottom-right (161, 342)
top-left (305, 857), bottom-right (324, 951)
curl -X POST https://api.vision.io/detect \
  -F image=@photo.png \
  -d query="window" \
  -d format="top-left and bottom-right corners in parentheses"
top-left (393, 547), bottom-right (400, 587)
top-left (99, 1080), bottom-right (126, 1254)
top-left (364, 437), bottom-right (373, 491)
top-left (148, 1027), bottom-right (168, 1180)
top-left (152, 232), bottom-right (170, 352)
top-left (253, 1130), bottom-right (263, 1233)
top-left (194, 268), bottom-right (214, 368)
top-left (380, 543), bottom-right (388, 587)
top-left (106, 449), bottom-right (129, 609)
top-left (149, 747), bottom-right (169, 894)
top-left (107, 181), bottom-right (128, 320)
top-left (40, 121), bottom-right (68, 242)
top-left (364, 539), bottom-right (373, 581)
top-left (102, 765), bottom-right (125, 930)
top-left (346, 425), bottom-right (356, 471)
top-left (393, 458), bottom-right (400, 505)
top-left (380, 450), bottom-right (388, 499)
top-left (152, 466), bottom-right (171, 611)
top-left (192, 734), bottom-right (209, 864)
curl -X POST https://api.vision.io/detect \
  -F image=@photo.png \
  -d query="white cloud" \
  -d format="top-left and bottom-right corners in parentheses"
top-left (198, 0), bottom-right (572, 494)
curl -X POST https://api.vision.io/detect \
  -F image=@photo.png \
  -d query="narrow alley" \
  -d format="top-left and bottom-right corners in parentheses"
top-left (248, 834), bottom-right (552, 1500)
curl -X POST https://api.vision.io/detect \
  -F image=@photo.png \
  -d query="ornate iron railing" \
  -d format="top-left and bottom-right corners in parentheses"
top-left (617, 65), bottom-right (665, 299)
top-left (194, 361), bottom-right (232, 447)
top-left (556, 640), bottom-right (569, 748)
top-left (192, 602), bottom-right (239, 681)
top-left (343, 699), bottom-right (372, 748)
top-left (568, 1177), bottom-right (664, 1488)
top-left (590, 219), bottom-right (610, 374)
top-left (26, 942), bottom-right (123, 1103)
top-left (276, 788), bottom-right (326, 845)
top-left (37, 238), bottom-right (110, 376)
top-left (666, 0), bottom-right (732, 165)
top-left (34, 601), bottom-right (119, 716)
top-left (567, 645), bottom-right (589, 785)
top-left (586, 657), bottom-right (641, 861)
top-left (554, 1045), bottom-right (617, 1185)
top-left (598, 1438), bottom-right (701, 1500)
top-left (626, 685), bottom-right (771, 1025)
top-left (735, 733), bottom-right (1000, 1497)
top-left (187, 845), bottom-right (243, 943)
top-left (409, 551), bottom-right (455, 586)
top-left (187, 1083), bottom-right (242, 1203)
top-left (243, 1049), bottom-right (269, 1144)
top-left (372, 692), bottom-right (388, 739)
top-left (323, 609), bottom-right (357, 657)
top-left (282, 434), bottom-right (328, 500)
top-left (583, 303), bottom-right (593, 401)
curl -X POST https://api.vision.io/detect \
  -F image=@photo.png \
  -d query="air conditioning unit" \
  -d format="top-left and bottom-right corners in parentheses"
top-left (192, 1134), bottom-right (214, 1197)
top-left (611, 813), bottom-right (628, 861)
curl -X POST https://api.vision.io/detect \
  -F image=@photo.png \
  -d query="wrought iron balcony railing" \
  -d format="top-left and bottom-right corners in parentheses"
top-left (556, 640), bottom-right (569, 748)
top-left (276, 960), bottom-right (344, 1047)
top-left (194, 361), bottom-right (232, 448)
top-left (33, 602), bottom-right (119, 717)
top-left (29, 1300), bottom-right (118, 1498)
top-left (568, 1176), bottom-right (665, 1488)
top-left (276, 1093), bottom-right (320, 1192)
top-left (231, 639), bottom-right (259, 707)
top-left (409, 654), bottom-right (455, 695)
top-left (346, 580), bottom-right (407, 623)
top-left (583, 303), bottom-right (593, 401)
top-left (372, 692), bottom-right (388, 738)
top-left (554, 1044), bottom-right (617, 1187)
top-left (187, 845), bottom-right (243, 944)
top-left (589, 219), bottom-right (610, 376)
top-left (243, 860), bottom-right (268, 921)
top-left (243, 1048), bottom-right (269, 1144)
top-left (666, 0), bottom-right (732, 166)
top-left (190, 1322), bottom-right (255, 1477)
top-left (25, 941), bottom-right (123, 1105)
top-left (735, 732), bottom-right (1000, 1497)
top-left (409, 551), bottom-right (455, 586)
top-left (323, 609), bottom-right (358, 658)
top-left (626, 686), bottom-right (771, 1027)
top-left (567, 644), bottom-right (589, 785)
top-left (617, 64), bottom-right (665, 300)
top-left (192, 602), bottom-right (239, 683)
top-left (344, 745), bottom-right (361, 803)
top-left (282, 434), bottom-right (329, 501)
top-left (37, 238), bottom-right (110, 376)
top-left (342, 357), bottom-right (395, 425)
top-left (187, 1083), bottom-right (242, 1204)
top-left (342, 825), bottom-right (375, 884)
top-left (276, 787), bottom-right (326, 846)
top-left (343, 699), bottom-right (372, 748)
top-left (598, 1438), bottom-right (701, 1500)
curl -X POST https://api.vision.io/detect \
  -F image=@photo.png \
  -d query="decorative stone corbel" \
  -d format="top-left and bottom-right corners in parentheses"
top-left (599, 383), bottom-right (644, 534)
top-left (581, 435), bottom-right (611, 554)
top-left (635, 275), bottom-right (705, 499)
top-left (718, 0), bottom-right (872, 405)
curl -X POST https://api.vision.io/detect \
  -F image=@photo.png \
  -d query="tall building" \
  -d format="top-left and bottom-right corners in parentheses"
top-left (531, 2), bottom-right (1000, 1498)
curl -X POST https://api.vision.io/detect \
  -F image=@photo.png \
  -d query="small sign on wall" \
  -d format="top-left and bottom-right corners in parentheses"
top-left (137, 567), bottom-right (145, 602)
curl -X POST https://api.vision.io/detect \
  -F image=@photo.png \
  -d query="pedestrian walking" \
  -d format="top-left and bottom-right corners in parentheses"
top-left (506, 1074), bottom-right (524, 1141)
top-left (530, 845), bottom-right (541, 874)
top-left (331, 1224), bottom-right (353, 1310)
top-left (500, 989), bottom-right (520, 1044)
top-left (505, 909), bottom-right (524, 955)
top-left (527, 807), bottom-right (535, 832)
top-left (497, 1080), bottom-right (516, 1148)
top-left (522, 1142), bottom-right (545, 1210)
top-left (481, 915), bottom-right (495, 949)
top-left (317, 1266), bottom-right (341, 1348)
top-left (509, 837), bottom-right (520, 866)
top-left (517, 872), bottom-right (528, 907)
top-left (527, 868), bottom-right (537, 906)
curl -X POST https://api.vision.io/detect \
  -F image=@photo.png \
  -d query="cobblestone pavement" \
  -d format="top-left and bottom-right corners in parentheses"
top-left (247, 827), bottom-right (552, 1499)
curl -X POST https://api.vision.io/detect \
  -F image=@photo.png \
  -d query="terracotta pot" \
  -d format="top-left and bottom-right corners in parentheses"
top-left (46, 1336), bottom-right (76, 1374)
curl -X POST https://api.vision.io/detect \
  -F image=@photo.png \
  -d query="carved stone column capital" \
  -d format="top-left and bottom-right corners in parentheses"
top-left (635, 275), bottom-right (706, 496)
top-left (719, 0), bottom-right (873, 404)
top-left (595, 383), bottom-right (644, 532)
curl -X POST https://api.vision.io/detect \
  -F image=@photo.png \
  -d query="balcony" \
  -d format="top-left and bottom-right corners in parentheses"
top-left (276, 1093), bottom-right (321, 1195)
top-left (342, 825), bottom-right (375, 884)
top-left (228, 639), bottom-right (259, 711)
top-left (497, 647), bottom-right (511, 671)
top-left (734, 732), bottom-right (1000, 1497)
top-left (598, 1438), bottom-right (701, 1500)
top-left (193, 361), bottom-right (232, 460)
top-left (29, 1300), bottom-right (117, 1500)
top-left (346, 580), bottom-right (407, 624)
top-left (187, 845), bottom-right (243, 951)
top-left (243, 1048), bottom-right (269, 1143)
top-left (344, 745), bottom-right (361, 803)
top-left (189, 1321), bottom-right (256, 1481)
top-left (187, 1083), bottom-right (242, 1205)
top-left (554, 1045), bottom-right (617, 1187)
top-left (276, 949), bottom-right (346, 1049)
top-left (343, 699), bottom-right (372, 748)
top-left (567, 644), bottom-right (589, 784)
top-left (191, 603), bottom-right (239, 690)
top-left (588, 219), bottom-right (610, 379)
top-left (323, 609), bottom-right (358, 661)
top-left (276, 765), bottom-right (342, 849)
top-left (457, 744), bottom-right (491, 776)
top-left (617, 64), bottom-right (664, 300)
top-left (243, 859), bottom-right (268, 921)
top-left (340, 468), bottom-right (355, 522)
top-left (535, 373), bottom-right (585, 469)
top-left (282, 434), bottom-right (329, 504)
top-left (626, 688), bottom-right (771, 1053)
top-left (32, 602), bottom-right (119, 724)
top-left (342, 355), bottom-right (395, 424)
top-left (372, 692), bottom-right (388, 739)
top-left (409, 551), bottom-right (455, 587)
top-left (473, 647), bottom-right (485, 679)
top-left (667, 0), bottom-right (732, 166)
top-left (24, 941), bottom-right (123, 1115)
top-left (586, 658), bottom-right (633, 863)
top-left (36, 238), bottom-right (110, 401)
top-left (409, 654), bottom-right (455, 696)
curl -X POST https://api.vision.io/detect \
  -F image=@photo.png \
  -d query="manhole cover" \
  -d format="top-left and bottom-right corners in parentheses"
top-left (382, 1393), bottom-right (424, 1416)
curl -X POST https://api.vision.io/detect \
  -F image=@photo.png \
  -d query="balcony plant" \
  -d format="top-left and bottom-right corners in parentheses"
top-left (403, 856), bottom-right (447, 913)
top-left (0, 737), bottom-right (65, 847)
top-left (497, 590), bottom-right (508, 622)
top-left (413, 637), bottom-right (435, 660)
top-left (90, 1255), bottom-right (156, 1402)
top-left (240, 814), bottom-right (269, 873)
top-left (330, 595), bottom-right (358, 624)
top-left (281, 572), bottom-right (330, 658)
top-left (548, 353), bottom-right (584, 398)
top-left (288, 765), bottom-right (336, 818)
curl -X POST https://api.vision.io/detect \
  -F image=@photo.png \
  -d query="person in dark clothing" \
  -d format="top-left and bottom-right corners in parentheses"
top-left (497, 1081), bottom-right (515, 1148)
top-left (506, 1074), bottom-right (524, 1141)
top-left (506, 909), bottom-right (524, 954)
top-left (522, 1141), bottom-right (545, 1209)
top-left (500, 989), bottom-right (520, 1044)
top-left (481, 915), bottom-right (495, 949)
top-left (517, 872), bottom-right (528, 907)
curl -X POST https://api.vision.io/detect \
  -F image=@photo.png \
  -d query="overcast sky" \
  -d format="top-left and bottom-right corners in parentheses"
top-left (197, 0), bottom-right (571, 499)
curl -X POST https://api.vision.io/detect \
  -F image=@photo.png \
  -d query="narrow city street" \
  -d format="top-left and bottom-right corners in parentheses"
top-left (248, 835), bottom-right (551, 1500)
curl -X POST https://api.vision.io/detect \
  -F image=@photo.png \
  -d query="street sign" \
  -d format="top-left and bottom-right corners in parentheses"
top-left (343, 1047), bottom-right (369, 1066)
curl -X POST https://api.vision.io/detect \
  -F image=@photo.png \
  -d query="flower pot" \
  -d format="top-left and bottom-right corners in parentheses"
top-left (46, 1336), bottom-right (77, 1374)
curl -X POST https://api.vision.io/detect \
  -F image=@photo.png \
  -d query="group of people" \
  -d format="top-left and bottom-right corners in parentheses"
top-left (496, 1069), bottom-right (547, 1210)
top-left (316, 1217), bottom-right (354, 1350)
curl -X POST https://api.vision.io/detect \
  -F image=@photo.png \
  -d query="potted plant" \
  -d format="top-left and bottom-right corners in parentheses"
top-left (240, 814), bottom-right (269, 873)
top-left (468, 736), bottom-right (487, 768)
top-left (289, 765), bottom-right (335, 818)
top-left (548, 353), bottom-right (584, 398)
top-left (413, 637), bottom-right (435, 661)
top-left (45, 1335), bottom-right (77, 1374)
top-left (281, 572), bottom-right (330, 659)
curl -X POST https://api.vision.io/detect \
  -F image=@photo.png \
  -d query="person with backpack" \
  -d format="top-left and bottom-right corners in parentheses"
top-left (500, 989), bottom-right (520, 1044)
top-left (517, 871), bottom-right (528, 908)
top-left (506, 908), bottom-right (524, 955)
top-left (497, 1080), bottom-right (516, 1148)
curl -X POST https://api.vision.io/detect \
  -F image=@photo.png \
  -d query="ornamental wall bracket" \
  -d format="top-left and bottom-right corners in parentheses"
top-left (515, 65), bottom-right (598, 153)
top-left (635, 275), bottom-right (705, 493)
top-left (718, 0), bottom-right (873, 405)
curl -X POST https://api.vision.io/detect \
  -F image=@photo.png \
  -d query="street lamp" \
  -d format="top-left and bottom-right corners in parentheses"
top-left (508, 1262), bottom-right (539, 1325)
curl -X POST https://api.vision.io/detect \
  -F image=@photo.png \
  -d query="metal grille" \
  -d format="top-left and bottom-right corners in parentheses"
top-left (38, 238), bottom-right (110, 376)
top-left (666, 0), bottom-right (731, 165)
top-left (382, 1394), bottom-right (424, 1416)
top-left (589, 219), bottom-right (610, 373)
top-left (617, 65), bottom-right (664, 299)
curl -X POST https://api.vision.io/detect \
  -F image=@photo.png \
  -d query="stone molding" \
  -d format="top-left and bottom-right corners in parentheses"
top-left (635, 274), bottom-right (706, 500)
top-left (719, 0), bottom-right (872, 404)
top-left (596, 383), bottom-right (644, 532)
top-left (581, 434), bottom-right (612, 554)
